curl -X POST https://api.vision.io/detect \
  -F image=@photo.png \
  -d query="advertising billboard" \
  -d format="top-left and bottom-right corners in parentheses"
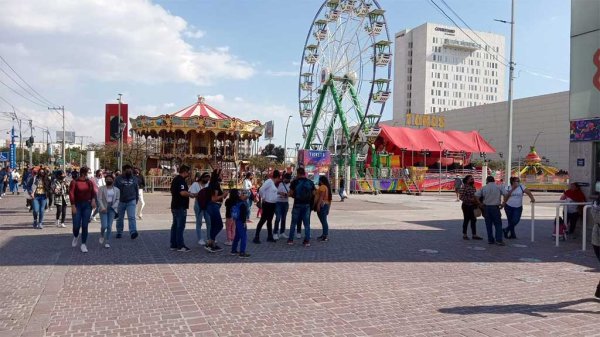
top-left (105, 103), bottom-right (129, 144)
top-left (264, 120), bottom-right (274, 140)
top-left (297, 149), bottom-right (331, 183)
top-left (56, 131), bottom-right (76, 144)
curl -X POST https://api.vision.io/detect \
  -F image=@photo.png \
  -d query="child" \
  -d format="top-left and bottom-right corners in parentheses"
top-left (230, 189), bottom-right (250, 258)
top-left (223, 189), bottom-right (237, 246)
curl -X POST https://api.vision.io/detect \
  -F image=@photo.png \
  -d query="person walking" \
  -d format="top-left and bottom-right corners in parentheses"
top-left (502, 177), bottom-right (535, 239)
top-left (205, 169), bottom-right (228, 252)
top-left (560, 182), bottom-right (587, 237)
top-left (12, 167), bottom-right (21, 195)
top-left (316, 175), bottom-right (332, 241)
top-left (134, 168), bottom-right (146, 219)
top-left (97, 174), bottom-right (120, 249)
top-left (170, 165), bottom-right (191, 252)
top-left (91, 170), bottom-right (105, 222)
top-left (52, 170), bottom-right (69, 228)
top-left (287, 167), bottom-right (315, 247)
top-left (242, 172), bottom-right (254, 223)
top-left (69, 167), bottom-right (96, 253)
top-left (115, 164), bottom-right (139, 240)
top-left (27, 168), bottom-right (51, 229)
top-left (274, 172), bottom-right (291, 240)
top-left (339, 177), bottom-right (347, 201)
top-left (459, 175), bottom-right (482, 240)
top-left (230, 189), bottom-right (251, 258)
top-left (0, 167), bottom-right (7, 198)
top-left (253, 170), bottom-right (281, 244)
top-left (454, 175), bottom-right (463, 202)
top-left (189, 172), bottom-right (211, 246)
top-left (475, 176), bottom-right (507, 246)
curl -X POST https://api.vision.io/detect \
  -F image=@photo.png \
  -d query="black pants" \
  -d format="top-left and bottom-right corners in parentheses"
top-left (254, 201), bottom-right (276, 240)
top-left (56, 204), bottom-right (67, 223)
top-left (461, 203), bottom-right (477, 235)
top-left (567, 212), bottom-right (579, 235)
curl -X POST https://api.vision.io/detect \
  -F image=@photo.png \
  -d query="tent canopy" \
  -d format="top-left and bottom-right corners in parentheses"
top-left (378, 125), bottom-right (495, 154)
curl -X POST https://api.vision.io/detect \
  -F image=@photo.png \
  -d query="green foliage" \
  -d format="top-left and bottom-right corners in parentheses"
top-left (260, 144), bottom-right (285, 163)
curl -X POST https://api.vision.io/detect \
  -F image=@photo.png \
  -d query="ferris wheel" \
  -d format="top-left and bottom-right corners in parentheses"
top-left (299, 0), bottom-right (392, 161)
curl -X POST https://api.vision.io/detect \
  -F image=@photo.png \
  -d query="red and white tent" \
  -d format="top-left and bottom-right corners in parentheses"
top-left (170, 96), bottom-right (231, 119)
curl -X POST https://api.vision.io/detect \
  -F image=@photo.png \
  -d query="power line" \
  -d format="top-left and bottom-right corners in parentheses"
top-left (0, 54), bottom-right (57, 107)
top-left (0, 67), bottom-right (50, 107)
top-left (0, 78), bottom-right (48, 108)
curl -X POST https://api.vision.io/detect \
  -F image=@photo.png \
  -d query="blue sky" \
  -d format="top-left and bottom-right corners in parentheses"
top-left (0, 0), bottom-right (570, 151)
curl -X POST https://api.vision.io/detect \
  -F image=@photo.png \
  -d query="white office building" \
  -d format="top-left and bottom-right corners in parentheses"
top-left (393, 23), bottom-right (506, 121)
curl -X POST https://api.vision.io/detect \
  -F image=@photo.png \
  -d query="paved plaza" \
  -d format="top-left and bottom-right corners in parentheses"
top-left (1, 191), bottom-right (599, 337)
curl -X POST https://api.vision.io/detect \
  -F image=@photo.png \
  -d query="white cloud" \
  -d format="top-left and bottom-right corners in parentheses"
top-left (0, 0), bottom-right (254, 86)
top-left (163, 102), bottom-right (175, 108)
top-left (265, 70), bottom-right (298, 77)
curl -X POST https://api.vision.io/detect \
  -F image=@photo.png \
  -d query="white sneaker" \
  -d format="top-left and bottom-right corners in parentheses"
top-left (273, 234), bottom-right (279, 240)
top-left (60, 223), bottom-right (66, 228)
top-left (92, 216), bottom-right (98, 222)
top-left (104, 243), bottom-right (110, 249)
top-left (56, 219), bottom-right (60, 227)
top-left (99, 237), bottom-right (105, 245)
top-left (295, 233), bottom-right (301, 239)
top-left (72, 236), bottom-right (78, 247)
top-left (80, 244), bottom-right (88, 253)
top-left (280, 233), bottom-right (288, 239)
top-left (224, 240), bottom-right (233, 246)
top-left (198, 239), bottom-right (206, 246)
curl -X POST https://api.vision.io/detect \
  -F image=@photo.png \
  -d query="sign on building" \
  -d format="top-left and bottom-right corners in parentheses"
top-left (56, 131), bottom-right (76, 144)
top-left (405, 113), bottom-right (446, 128)
top-left (264, 120), bottom-right (274, 140)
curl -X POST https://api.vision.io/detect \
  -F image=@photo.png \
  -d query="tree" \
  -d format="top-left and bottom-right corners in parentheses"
top-left (260, 144), bottom-right (285, 163)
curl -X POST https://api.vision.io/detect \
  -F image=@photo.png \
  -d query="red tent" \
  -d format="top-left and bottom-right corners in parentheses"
top-left (375, 125), bottom-right (495, 167)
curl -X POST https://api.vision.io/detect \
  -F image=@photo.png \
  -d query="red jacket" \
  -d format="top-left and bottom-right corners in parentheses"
top-left (69, 178), bottom-right (96, 204)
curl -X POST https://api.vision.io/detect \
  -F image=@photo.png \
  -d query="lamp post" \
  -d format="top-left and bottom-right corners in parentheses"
top-left (517, 144), bottom-right (523, 178)
top-left (438, 141), bottom-right (443, 194)
top-left (295, 143), bottom-right (300, 167)
top-left (117, 94), bottom-right (123, 170)
top-left (283, 115), bottom-right (292, 166)
top-left (499, 152), bottom-right (504, 180)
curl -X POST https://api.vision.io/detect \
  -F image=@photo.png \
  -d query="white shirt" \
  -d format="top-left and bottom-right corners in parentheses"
top-left (259, 179), bottom-right (279, 203)
top-left (243, 179), bottom-right (252, 191)
top-left (106, 187), bottom-right (115, 203)
top-left (189, 182), bottom-right (208, 196)
top-left (505, 184), bottom-right (526, 208)
top-left (95, 177), bottom-right (106, 188)
top-left (276, 182), bottom-right (290, 203)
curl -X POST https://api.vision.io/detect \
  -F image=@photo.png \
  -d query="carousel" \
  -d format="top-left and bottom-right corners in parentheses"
top-left (130, 96), bottom-right (263, 177)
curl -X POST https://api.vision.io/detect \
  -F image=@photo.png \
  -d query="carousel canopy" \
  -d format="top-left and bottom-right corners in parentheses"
top-left (171, 96), bottom-right (231, 119)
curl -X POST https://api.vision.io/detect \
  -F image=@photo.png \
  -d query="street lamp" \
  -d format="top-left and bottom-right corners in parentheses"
top-left (283, 115), bottom-right (293, 166)
top-left (438, 141), bottom-right (443, 194)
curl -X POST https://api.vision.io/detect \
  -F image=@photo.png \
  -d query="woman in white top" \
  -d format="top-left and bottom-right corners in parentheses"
top-left (502, 177), bottom-right (535, 239)
top-left (273, 173), bottom-right (291, 240)
top-left (189, 172), bottom-right (211, 246)
top-left (97, 174), bottom-right (120, 248)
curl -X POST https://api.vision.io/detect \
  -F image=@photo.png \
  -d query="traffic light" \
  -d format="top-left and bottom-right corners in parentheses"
top-left (26, 137), bottom-right (34, 148)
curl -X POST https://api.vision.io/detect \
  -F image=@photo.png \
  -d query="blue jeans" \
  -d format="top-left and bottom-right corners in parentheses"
top-left (289, 203), bottom-right (311, 241)
top-left (504, 205), bottom-right (523, 237)
top-left (92, 196), bottom-right (100, 217)
top-left (32, 195), bottom-right (48, 226)
top-left (170, 208), bottom-right (187, 248)
top-left (193, 202), bottom-right (211, 242)
top-left (10, 179), bottom-right (17, 193)
top-left (207, 202), bottom-right (223, 241)
top-left (484, 205), bottom-right (503, 243)
top-left (73, 201), bottom-right (92, 244)
top-left (100, 208), bottom-right (116, 243)
top-left (116, 199), bottom-right (137, 235)
top-left (317, 203), bottom-right (330, 237)
top-left (246, 198), bottom-right (253, 221)
top-left (232, 220), bottom-right (247, 253)
top-left (274, 202), bottom-right (289, 234)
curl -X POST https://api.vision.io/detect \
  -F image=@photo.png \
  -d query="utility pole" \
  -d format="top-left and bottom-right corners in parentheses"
top-left (75, 136), bottom-right (92, 167)
top-left (117, 94), bottom-right (123, 170)
top-left (496, 0), bottom-right (515, 185)
top-left (48, 106), bottom-right (66, 172)
top-left (28, 119), bottom-right (33, 166)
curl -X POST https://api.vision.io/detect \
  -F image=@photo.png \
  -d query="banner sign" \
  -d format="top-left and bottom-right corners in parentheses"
top-left (9, 144), bottom-right (16, 168)
top-left (105, 103), bottom-right (129, 144)
top-left (56, 131), bottom-right (76, 144)
top-left (570, 118), bottom-right (600, 141)
top-left (264, 120), bottom-right (274, 140)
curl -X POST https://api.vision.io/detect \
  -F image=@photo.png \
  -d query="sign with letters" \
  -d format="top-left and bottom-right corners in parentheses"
top-left (405, 113), bottom-right (445, 128)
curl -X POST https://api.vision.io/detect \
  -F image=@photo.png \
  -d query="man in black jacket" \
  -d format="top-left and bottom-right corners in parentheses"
top-left (115, 164), bottom-right (139, 239)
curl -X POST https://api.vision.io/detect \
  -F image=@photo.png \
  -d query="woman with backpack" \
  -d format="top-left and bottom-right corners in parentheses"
top-left (205, 169), bottom-right (228, 253)
top-left (316, 175), bottom-right (332, 241)
top-left (189, 172), bottom-right (211, 246)
top-left (229, 189), bottom-right (251, 258)
top-left (502, 177), bottom-right (535, 239)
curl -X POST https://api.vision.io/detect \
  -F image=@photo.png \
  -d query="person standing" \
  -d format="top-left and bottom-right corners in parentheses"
top-left (205, 169), bottom-right (228, 252)
top-left (242, 172), bottom-right (254, 223)
top-left (454, 175), bottom-right (463, 202)
top-left (115, 164), bottom-right (139, 240)
top-left (69, 167), bottom-right (96, 253)
top-left (560, 182), bottom-right (587, 237)
top-left (189, 172), bottom-right (211, 246)
top-left (274, 173), bottom-right (291, 240)
top-left (475, 176), bottom-right (507, 246)
top-left (503, 177), bottom-right (535, 239)
top-left (253, 170), bottom-right (281, 244)
top-left (338, 177), bottom-right (347, 201)
top-left (91, 170), bottom-right (105, 222)
top-left (287, 167), bottom-right (315, 247)
top-left (52, 170), bottom-right (69, 228)
top-left (97, 174), bottom-right (120, 249)
top-left (316, 175), bottom-right (332, 241)
top-left (170, 165), bottom-right (191, 252)
top-left (459, 175), bottom-right (482, 240)
top-left (27, 168), bottom-right (51, 229)
top-left (134, 168), bottom-right (146, 219)
top-left (230, 189), bottom-right (251, 258)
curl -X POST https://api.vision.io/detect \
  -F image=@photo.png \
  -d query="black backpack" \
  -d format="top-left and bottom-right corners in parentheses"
top-left (294, 178), bottom-right (314, 204)
top-left (197, 188), bottom-right (211, 210)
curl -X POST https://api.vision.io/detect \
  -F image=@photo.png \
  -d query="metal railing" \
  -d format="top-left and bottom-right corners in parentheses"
top-left (530, 201), bottom-right (593, 250)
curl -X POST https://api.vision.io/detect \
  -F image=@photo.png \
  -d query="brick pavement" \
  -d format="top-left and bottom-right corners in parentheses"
top-left (0, 190), bottom-right (599, 337)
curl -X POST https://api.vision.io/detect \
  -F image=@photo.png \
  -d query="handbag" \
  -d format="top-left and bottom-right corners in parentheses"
top-left (473, 207), bottom-right (482, 218)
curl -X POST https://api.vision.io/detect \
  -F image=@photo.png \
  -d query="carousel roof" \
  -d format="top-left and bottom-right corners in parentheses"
top-left (170, 96), bottom-right (231, 119)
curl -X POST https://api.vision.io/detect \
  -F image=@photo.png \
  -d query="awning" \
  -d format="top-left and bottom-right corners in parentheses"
top-left (378, 125), bottom-right (495, 153)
